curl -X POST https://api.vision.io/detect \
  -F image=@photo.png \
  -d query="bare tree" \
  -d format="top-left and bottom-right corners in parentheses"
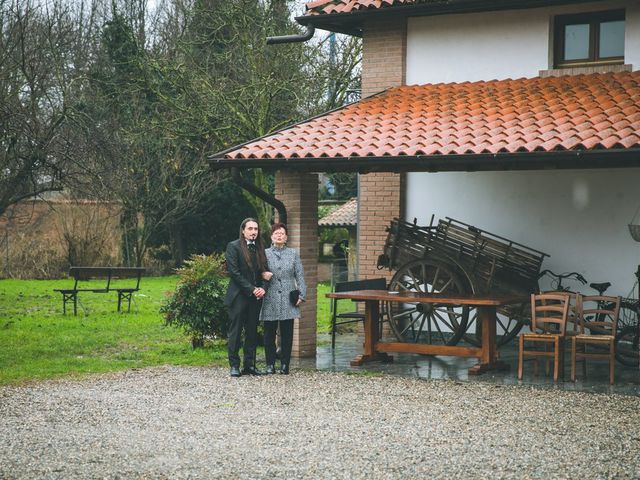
top-left (1, 0), bottom-right (362, 267)
top-left (0, 0), bottom-right (66, 215)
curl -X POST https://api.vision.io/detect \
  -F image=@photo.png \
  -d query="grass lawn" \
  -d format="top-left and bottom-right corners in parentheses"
top-left (0, 277), bottom-right (352, 385)
top-left (0, 276), bottom-right (228, 386)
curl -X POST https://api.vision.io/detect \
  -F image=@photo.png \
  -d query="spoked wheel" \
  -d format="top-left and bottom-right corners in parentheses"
top-left (462, 303), bottom-right (527, 347)
top-left (615, 302), bottom-right (639, 366)
top-left (617, 301), bottom-right (639, 331)
top-left (386, 258), bottom-right (469, 346)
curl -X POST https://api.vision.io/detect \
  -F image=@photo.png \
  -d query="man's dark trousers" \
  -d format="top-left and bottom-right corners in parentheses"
top-left (227, 295), bottom-right (261, 368)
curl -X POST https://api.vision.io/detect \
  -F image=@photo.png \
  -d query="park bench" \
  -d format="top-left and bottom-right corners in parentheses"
top-left (54, 266), bottom-right (145, 315)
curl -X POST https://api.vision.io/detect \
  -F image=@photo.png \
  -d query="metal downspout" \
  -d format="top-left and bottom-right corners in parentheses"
top-left (267, 25), bottom-right (315, 45)
top-left (231, 168), bottom-right (287, 225)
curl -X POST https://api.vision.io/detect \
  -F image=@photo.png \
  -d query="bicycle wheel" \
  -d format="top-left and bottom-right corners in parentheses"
top-left (615, 302), bottom-right (639, 366)
top-left (617, 301), bottom-right (639, 331)
top-left (615, 326), bottom-right (639, 367)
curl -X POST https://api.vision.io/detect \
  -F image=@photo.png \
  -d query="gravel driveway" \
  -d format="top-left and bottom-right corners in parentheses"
top-left (1, 366), bottom-right (639, 479)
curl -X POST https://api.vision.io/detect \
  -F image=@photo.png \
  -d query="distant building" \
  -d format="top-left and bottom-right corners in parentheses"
top-left (318, 198), bottom-right (357, 282)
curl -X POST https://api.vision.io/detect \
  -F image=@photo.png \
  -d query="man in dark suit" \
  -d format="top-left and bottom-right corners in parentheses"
top-left (224, 218), bottom-right (269, 377)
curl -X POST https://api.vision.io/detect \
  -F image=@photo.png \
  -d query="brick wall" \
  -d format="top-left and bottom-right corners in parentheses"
top-left (358, 17), bottom-right (407, 286)
top-left (358, 173), bottom-right (404, 283)
top-left (274, 171), bottom-right (318, 357)
top-left (361, 17), bottom-right (407, 98)
top-left (0, 199), bottom-right (121, 278)
top-left (539, 63), bottom-right (632, 77)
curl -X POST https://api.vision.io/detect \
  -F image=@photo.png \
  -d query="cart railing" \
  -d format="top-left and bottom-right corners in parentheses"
top-left (432, 217), bottom-right (549, 293)
top-left (377, 218), bottom-right (436, 271)
top-left (378, 216), bottom-right (549, 295)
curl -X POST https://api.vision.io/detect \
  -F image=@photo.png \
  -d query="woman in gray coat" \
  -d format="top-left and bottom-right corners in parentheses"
top-left (260, 223), bottom-right (306, 374)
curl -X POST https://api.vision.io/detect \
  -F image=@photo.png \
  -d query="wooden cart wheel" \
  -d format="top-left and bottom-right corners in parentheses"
top-left (461, 303), bottom-right (527, 347)
top-left (386, 258), bottom-right (469, 345)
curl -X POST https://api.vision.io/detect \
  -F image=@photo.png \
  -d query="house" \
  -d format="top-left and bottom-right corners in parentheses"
top-left (318, 197), bottom-right (358, 282)
top-left (210, 0), bottom-right (640, 358)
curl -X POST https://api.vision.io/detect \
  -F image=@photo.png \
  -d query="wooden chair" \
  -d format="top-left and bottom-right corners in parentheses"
top-left (330, 278), bottom-right (387, 349)
top-left (539, 290), bottom-right (580, 376)
top-left (571, 295), bottom-right (621, 385)
top-left (518, 292), bottom-right (571, 382)
top-left (541, 290), bottom-right (581, 333)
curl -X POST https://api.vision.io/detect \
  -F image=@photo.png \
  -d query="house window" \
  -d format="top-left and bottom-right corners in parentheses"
top-left (554, 10), bottom-right (625, 68)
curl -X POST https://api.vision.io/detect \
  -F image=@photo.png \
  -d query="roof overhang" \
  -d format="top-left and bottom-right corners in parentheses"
top-left (210, 149), bottom-right (640, 173)
top-left (298, 0), bottom-right (612, 37)
top-left (209, 72), bottom-right (640, 173)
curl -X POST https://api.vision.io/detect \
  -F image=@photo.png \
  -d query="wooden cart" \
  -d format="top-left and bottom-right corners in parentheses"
top-left (376, 216), bottom-right (549, 347)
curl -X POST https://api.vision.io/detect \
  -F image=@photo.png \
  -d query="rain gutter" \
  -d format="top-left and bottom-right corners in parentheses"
top-left (214, 150), bottom-right (640, 174)
top-left (267, 25), bottom-right (316, 45)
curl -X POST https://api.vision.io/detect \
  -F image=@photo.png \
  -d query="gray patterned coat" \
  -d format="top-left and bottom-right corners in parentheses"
top-left (260, 246), bottom-right (307, 321)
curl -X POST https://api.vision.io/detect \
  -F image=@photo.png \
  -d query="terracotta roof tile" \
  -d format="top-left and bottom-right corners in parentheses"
top-left (219, 72), bottom-right (640, 161)
top-left (305, 0), bottom-right (412, 16)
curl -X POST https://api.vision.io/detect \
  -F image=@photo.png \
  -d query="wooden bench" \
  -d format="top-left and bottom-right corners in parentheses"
top-left (54, 267), bottom-right (145, 315)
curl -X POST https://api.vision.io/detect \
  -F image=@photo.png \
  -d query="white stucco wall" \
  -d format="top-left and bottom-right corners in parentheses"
top-left (406, 1), bottom-right (640, 84)
top-left (403, 2), bottom-right (640, 297)
top-left (406, 169), bottom-right (640, 297)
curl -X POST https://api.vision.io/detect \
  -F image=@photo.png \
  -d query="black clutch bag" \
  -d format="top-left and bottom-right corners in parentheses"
top-left (289, 289), bottom-right (300, 306)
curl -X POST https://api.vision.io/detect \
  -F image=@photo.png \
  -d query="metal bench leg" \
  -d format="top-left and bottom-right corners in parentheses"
top-left (331, 316), bottom-right (336, 349)
top-left (118, 292), bottom-right (134, 313)
top-left (60, 292), bottom-right (77, 315)
top-left (65, 296), bottom-right (87, 316)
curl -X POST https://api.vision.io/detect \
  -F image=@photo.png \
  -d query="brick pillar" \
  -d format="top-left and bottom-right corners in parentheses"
top-left (358, 173), bottom-right (404, 283)
top-left (274, 171), bottom-right (318, 357)
top-left (358, 17), bottom-right (406, 284)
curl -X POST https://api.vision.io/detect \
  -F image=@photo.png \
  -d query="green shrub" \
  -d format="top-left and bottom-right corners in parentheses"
top-left (161, 254), bottom-right (229, 347)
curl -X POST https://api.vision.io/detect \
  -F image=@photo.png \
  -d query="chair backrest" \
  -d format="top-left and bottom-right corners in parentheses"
top-left (541, 290), bottom-right (580, 334)
top-left (575, 295), bottom-right (621, 336)
top-left (530, 292), bottom-right (571, 335)
top-left (334, 277), bottom-right (387, 293)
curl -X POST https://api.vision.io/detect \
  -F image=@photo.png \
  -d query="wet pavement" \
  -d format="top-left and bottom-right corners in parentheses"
top-left (295, 333), bottom-right (640, 396)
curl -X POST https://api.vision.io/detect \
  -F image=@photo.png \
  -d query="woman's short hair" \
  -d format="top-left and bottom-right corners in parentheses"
top-left (271, 223), bottom-right (288, 235)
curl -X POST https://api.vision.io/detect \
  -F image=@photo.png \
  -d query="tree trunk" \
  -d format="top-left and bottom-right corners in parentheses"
top-left (120, 207), bottom-right (138, 267)
top-left (170, 223), bottom-right (187, 267)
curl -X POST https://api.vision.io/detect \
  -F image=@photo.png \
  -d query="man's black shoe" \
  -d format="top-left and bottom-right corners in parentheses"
top-left (230, 366), bottom-right (242, 377)
top-left (241, 366), bottom-right (265, 376)
top-left (279, 364), bottom-right (289, 375)
top-left (265, 364), bottom-right (276, 375)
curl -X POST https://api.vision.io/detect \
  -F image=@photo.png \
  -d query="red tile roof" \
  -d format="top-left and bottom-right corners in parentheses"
top-left (215, 72), bottom-right (640, 164)
top-left (319, 198), bottom-right (358, 227)
top-left (305, 0), bottom-right (416, 16)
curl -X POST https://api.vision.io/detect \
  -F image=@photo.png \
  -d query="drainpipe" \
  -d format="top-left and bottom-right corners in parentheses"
top-left (267, 25), bottom-right (315, 45)
top-left (231, 167), bottom-right (287, 225)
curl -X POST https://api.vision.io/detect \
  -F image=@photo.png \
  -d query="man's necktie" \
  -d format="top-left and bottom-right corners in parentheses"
top-left (248, 243), bottom-right (257, 273)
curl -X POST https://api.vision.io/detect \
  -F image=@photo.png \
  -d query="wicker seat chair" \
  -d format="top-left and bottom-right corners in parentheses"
top-left (518, 292), bottom-right (571, 382)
